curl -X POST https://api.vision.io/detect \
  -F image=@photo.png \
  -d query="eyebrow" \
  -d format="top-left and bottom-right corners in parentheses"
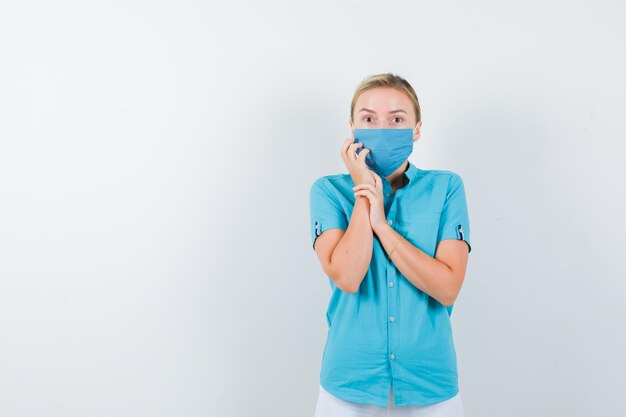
top-left (358, 108), bottom-right (407, 114)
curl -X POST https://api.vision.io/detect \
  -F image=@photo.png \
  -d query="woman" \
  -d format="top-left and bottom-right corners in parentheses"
top-left (309, 73), bottom-right (472, 417)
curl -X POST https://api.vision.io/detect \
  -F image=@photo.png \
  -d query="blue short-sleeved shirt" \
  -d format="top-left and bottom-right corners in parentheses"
top-left (309, 160), bottom-right (472, 407)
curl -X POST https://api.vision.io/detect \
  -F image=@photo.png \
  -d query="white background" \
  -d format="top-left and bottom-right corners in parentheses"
top-left (1, 1), bottom-right (625, 416)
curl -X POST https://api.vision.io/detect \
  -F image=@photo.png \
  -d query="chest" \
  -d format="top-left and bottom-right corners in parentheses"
top-left (344, 184), bottom-right (447, 256)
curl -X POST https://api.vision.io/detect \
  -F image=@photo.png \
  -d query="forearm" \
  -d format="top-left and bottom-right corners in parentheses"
top-left (374, 223), bottom-right (453, 306)
top-left (330, 196), bottom-right (373, 293)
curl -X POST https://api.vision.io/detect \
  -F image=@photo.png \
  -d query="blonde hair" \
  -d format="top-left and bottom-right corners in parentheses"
top-left (350, 73), bottom-right (421, 124)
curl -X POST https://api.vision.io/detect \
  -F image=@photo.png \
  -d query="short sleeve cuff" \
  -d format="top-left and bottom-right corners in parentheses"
top-left (311, 219), bottom-right (348, 250)
top-left (438, 226), bottom-right (472, 254)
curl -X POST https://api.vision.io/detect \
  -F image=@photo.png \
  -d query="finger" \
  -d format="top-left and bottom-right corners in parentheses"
top-left (348, 143), bottom-right (363, 159)
top-left (340, 137), bottom-right (354, 160)
top-left (355, 181), bottom-right (383, 198)
top-left (355, 187), bottom-right (380, 198)
top-left (356, 184), bottom-right (381, 198)
top-left (368, 170), bottom-right (380, 185)
top-left (341, 136), bottom-right (354, 151)
top-left (352, 183), bottom-right (374, 191)
top-left (354, 189), bottom-right (375, 200)
top-left (371, 171), bottom-right (383, 190)
top-left (357, 147), bottom-right (370, 160)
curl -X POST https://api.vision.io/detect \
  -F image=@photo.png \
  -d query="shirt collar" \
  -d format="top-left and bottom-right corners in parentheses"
top-left (379, 160), bottom-right (419, 194)
top-left (404, 160), bottom-right (420, 184)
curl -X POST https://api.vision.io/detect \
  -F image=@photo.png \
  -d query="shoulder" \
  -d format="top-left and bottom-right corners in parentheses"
top-left (310, 173), bottom-right (352, 194)
top-left (417, 168), bottom-right (464, 189)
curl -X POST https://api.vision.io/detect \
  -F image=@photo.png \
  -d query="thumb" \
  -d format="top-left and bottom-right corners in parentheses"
top-left (370, 169), bottom-right (381, 185)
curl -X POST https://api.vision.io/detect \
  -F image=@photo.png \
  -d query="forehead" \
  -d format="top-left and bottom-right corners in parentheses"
top-left (356, 87), bottom-right (412, 111)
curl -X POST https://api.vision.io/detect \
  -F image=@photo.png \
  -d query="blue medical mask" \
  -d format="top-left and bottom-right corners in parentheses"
top-left (353, 128), bottom-right (414, 177)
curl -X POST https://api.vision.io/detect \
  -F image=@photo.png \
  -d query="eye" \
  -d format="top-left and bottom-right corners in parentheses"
top-left (363, 116), bottom-right (373, 123)
top-left (393, 117), bottom-right (403, 123)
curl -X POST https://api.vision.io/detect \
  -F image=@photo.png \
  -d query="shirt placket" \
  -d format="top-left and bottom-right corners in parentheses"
top-left (382, 180), bottom-right (406, 371)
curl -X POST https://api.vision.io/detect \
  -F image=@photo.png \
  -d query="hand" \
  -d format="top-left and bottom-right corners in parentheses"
top-left (340, 135), bottom-right (374, 185)
top-left (352, 170), bottom-right (388, 234)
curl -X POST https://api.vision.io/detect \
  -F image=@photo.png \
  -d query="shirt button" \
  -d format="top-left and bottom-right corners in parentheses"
top-left (387, 219), bottom-right (393, 225)
top-left (390, 354), bottom-right (395, 360)
top-left (385, 192), bottom-right (390, 197)
top-left (389, 316), bottom-right (395, 322)
top-left (388, 282), bottom-right (394, 288)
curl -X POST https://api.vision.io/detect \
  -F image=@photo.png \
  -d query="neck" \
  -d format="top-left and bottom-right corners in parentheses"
top-left (386, 161), bottom-right (409, 189)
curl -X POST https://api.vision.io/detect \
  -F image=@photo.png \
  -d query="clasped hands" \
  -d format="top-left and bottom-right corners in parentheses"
top-left (353, 170), bottom-right (390, 236)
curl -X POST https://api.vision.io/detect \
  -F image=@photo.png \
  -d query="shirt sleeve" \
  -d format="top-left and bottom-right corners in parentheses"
top-left (309, 178), bottom-right (348, 250)
top-left (437, 174), bottom-right (472, 253)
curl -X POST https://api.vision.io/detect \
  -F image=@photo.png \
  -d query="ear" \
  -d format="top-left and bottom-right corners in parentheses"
top-left (349, 119), bottom-right (354, 135)
top-left (413, 120), bottom-right (422, 141)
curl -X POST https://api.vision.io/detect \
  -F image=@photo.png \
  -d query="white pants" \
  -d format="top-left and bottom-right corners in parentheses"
top-left (314, 384), bottom-right (465, 417)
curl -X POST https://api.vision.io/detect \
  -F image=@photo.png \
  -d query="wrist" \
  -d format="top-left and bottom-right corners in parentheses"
top-left (352, 171), bottom-right (374, 185)
top-left (373, 221), bottom-right (391, 236)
